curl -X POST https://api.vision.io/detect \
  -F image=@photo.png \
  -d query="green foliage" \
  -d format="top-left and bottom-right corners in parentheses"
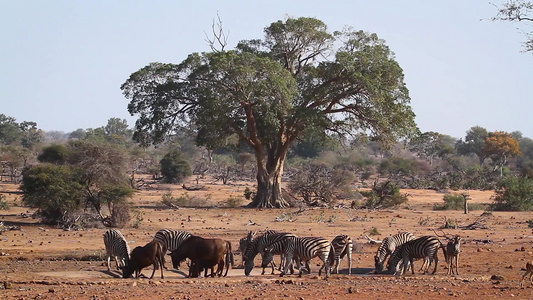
top-left (434, 193), bottom-right (466, 210)
top-left (122, 17), bottom-right (418, 208)
top-left (409, 131), bottom-right (455, 164)
top-left (378, 157), bottom-right (418, 179)
top-left (131, 208), bottom-right (144, 229)
top-left (368, 227), bottom-right (381, 236)
top-left (37, 144), bottom-right (69, 164)
top-left (21, 164), bottom-right (85, 222)
top-left (160, 150), bottom-right (191, 183)
top-left (456, 126), bottom-right (489, 166)
top-left (361, 181), bottom-right (408, 209)
top-left (493, 176), bottom-right (533, 211)
top-left (0, 195), bottom-right (10, 210)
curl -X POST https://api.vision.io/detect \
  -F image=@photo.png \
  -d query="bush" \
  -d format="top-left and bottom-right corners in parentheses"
top-left (434, 193), bottom-right (465, 210)
top-left (492, 177), bottom-right (533, 211)
top-left (37, 144), bottom-right (69, 164)
top-left (0, 195), bottom-right (10, 210)
top-left (361, 181), bottom-right (408, 209)
top-left (224, 197), bottom-right (244, 208)
top-left (109, 201), bottom-right (131, 228)
top-left (160, 150), bottom-right (192, 183)
top-left (161, 191), bottom-right (210, 208)
top-left (21, 164), bottom-right (85, 223)
top-left (526, 219), bottom-right (533, 228)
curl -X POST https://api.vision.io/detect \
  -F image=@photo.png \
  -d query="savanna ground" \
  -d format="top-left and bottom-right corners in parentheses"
top-left (1, 177), bottom-right (533, 300)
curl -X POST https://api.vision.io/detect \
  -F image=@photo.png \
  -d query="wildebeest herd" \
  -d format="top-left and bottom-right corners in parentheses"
top-left (103, 228), bottom-right (533, 287)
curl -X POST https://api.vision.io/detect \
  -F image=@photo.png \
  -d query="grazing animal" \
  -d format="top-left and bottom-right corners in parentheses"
top-left (170, 236), bottom-right (232, 278)
top-left (263, 236), bottom-right (333, 278)
top-left (152, 229), bottom-right (192, 269)
top-left (122, 241), bottom-right (165, 279)
top-left (520, 261), bottom-right (533, 288)
top-left (330, 235), bottom-right (353, 275)
top-left (103, 229), bottom-right (130, 272)
top-left (445, 235), bottom-right (462, 275)
top-left (387, 236), bottom-right (441, 275)
top-left (243, 230), bottom-right (296, 276)
top-left (374, 232), bottom-right (415, 274)
top-left (239, 231), bottom-right (256, 267)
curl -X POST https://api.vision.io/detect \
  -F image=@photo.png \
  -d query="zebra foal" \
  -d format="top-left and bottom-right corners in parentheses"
top-left (330, 235), bottom-right (353, 274)
top-left (387, 235), bottom-right (442, 275)
top-left (263, 236), bottom-right (333, 278)
top-left (103, 229), bottom-right (130, 272)
top-left (374, 232), bottom-right (415, 274)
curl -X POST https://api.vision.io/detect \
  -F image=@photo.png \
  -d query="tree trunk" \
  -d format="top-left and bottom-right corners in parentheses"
top-left (251, 163), bottom-right (290, 208)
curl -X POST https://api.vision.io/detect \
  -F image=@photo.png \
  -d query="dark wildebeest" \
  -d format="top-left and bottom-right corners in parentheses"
top-left (170, 236), bottom-right (233, 278)
top-left (122, 241), bottom-right (164, 279)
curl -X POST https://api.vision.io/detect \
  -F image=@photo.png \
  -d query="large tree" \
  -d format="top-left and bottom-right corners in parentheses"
top-left (122, 17), bottom-right (417, 208)
top-left (456, 126), bottom-right (489, 166)
top-left (482, 131), bottom-right (521, 176)
top-left (492, 0), bottom-right (533, 53)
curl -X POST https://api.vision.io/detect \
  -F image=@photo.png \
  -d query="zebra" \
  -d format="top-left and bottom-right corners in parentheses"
top-left (445, 235), bottom-right (462, 275)
top-left (263, 236), bottom-right (333, 278)
top-left (152, 229), bottom-right (192, 269)
top-left (387, 235), bottom-right (442, 275)
top-left (103, 229), bottom-right (130, 272)
top-left (243, 230), bottom-right (296, 276)
top-left (374, 232), bottom-right (415, 274)
top-left (330, 235), bottom-right (353, 275)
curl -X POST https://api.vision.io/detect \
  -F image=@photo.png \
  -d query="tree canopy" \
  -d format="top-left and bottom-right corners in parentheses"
top-left (122, 17), bottom-right (418, 207)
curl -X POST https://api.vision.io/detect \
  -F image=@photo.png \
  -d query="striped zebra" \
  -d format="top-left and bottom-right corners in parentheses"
top-left (152, 229), bottom-right (192, 269)
top-left (263, 236), bottom-right (333, 278)
top-left (374, 232), bottom-right (415, 274)
top-left (387, 235), bottom-right (442, 275)
top-left (243, 230), bottom-right (296, 276)
top-left (330, 235), bottom-right (353, 275)
top-left (103, 229), bottom-right (130, 272)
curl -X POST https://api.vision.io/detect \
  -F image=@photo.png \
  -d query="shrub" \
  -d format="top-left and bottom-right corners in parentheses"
top-left (21, 164), bottom-right (84, 223)
top-left (161, 191), bottom-right (210, 208)
top-left (492, 177), bottom-right (533, 211)
top-left (368, 227), bottom-right (380, 236)
top-left (0, 195), bottom-right (10, 210)
top-left (37, 144), bottom-right (69, 164)
top-left (361, 181), bottom-right (408, 209)
top-left (160, 150), bottom-right (192, 183)
top-left (434, 193), bottom-right (465, 210)
top-left (224, 197), bottom-right (244, 208)
top-left (109, 201), bottom-right (131, 228)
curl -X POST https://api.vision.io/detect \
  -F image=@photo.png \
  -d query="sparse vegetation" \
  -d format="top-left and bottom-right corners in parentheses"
top-left (361, 181), bottom-right (408, 209)
top-left (0, 195), bottom-right (10, 210)
top-left (224, 196), bottom-right (244, 208)
top-left (493, 176), bottom-right (533, 211)
top-left (527, 219), bottom-right (533, 228)
top-left (368, 227), bottom-right (381, 236)
top-left (160, 191), bottom-right (210, 208)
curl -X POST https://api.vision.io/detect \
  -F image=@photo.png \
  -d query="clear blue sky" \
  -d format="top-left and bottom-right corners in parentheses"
top-left (1, 1), bottom-right (532, 139)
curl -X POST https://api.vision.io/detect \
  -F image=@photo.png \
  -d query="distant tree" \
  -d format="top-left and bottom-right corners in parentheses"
top-left (378, 157), bottom-right (418, 181)
top-left (0, 145), bottom-right (32, 182)
top-left (69, 128), bottom-right (87, 140)
top-left (492, 0), bottom-right (533, 53)
top-left (517, 137), bottom-right (533, 177)
top-left (122, 17), bottom-right (418, 208)
top-left (25, 140), bottom-right (134, 226)
top-left (37, 144), bottom-right (69, 164)
top-left (483, 131), bottom-right (521, 176)
top-left (409, 131), bottom-right (455, 165)
top-left (19, 121), bottom-right (43, 149)
top-left (456, 126), bottom-right (489, 166)
top-left (104, 118), bottom-right (132, 138)
top-left (0, 114), bottom-right (22, 145)
top-left (160, 150), bottom-right (192, 183)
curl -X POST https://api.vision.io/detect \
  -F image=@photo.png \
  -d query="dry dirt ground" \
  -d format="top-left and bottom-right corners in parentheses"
top-left (1, 178), bottom-right (533, 300)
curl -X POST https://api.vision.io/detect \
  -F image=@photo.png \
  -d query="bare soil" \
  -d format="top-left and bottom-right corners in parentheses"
top-left (1, 178), bottom-right (533, 299)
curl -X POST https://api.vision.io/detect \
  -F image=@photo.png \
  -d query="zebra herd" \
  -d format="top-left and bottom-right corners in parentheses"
top-left (103, 228), bottom-right (462, 279)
